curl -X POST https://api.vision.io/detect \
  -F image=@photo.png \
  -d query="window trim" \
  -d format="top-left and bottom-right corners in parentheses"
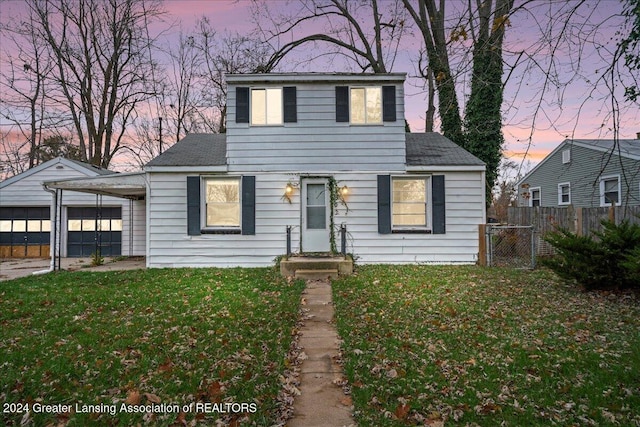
top-left (349, 86), bottom-right (383, 125)
top-left (529, 187), bottom-right (541, 207)
top-left (558, 182), bottom-right (571, 205)
top-left (391, 175), bottom-right (432, 231)
top-left (250, 87), bottom-right (283, 126)
top-left (599, 174), bottom-right (621, 207)
top-left (201, 176), bottom-right (242, 232)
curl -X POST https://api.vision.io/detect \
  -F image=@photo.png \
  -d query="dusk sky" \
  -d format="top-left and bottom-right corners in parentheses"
top-left (1, 0), bottom-right (638, 174)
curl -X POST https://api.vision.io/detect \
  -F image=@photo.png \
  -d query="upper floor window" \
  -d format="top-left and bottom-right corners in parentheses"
top-left (336, 85), bottom-right (396, 123)
top-left (251, 88), bottom-right (282, 125)
top-left (562, 149), bottom-right (571, 164)
top-left (350, 87), bottom-right (382, 124)
top-left (235, 86), bottom-right (296, 125)
top-left (600, 175), bottom-right (620, 206)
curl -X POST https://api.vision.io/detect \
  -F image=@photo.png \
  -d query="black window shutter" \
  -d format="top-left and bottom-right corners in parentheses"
top-left (377, 175), bottom-right (391, 234)
top-left (432, 175), bottom-right (446, 234)
top-left (283, 86), bottom-right (297, 123)
top-left (335, 86), bottom-right (349, 122)
top-left (382, 85), bottom-right (396, 122)
top-left (236, 87), bottom-right (249, 123)
top-left (187, 176), bottom-right (201, 236)
top-left (241, 176), bottom-right (256, 235)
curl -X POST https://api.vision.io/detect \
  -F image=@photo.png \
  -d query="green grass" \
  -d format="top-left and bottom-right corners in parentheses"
top-left (0, 268), bottom-right (304, 426)
top-left (333, 265), bottom-right (640, 426)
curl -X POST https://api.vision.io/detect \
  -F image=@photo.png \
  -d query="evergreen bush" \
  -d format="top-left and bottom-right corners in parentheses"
top-left (542, 220), bottom-right (640, 290)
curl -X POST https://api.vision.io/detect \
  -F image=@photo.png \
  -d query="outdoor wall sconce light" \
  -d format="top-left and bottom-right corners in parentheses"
top-left (339, 185), bottom-right (349, 197)
top-left (282, 182), bottom-right (298, 203)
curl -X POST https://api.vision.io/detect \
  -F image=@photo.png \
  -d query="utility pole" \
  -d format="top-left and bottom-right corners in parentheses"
top-left (158, 117), bottom-right (163, 154)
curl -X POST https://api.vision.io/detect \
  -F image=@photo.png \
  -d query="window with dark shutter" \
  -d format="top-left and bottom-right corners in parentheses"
top-left (283, 87), bottom-right (297, 123)
top-left (432, 175), bottom-right (446, 234)
top-left (241, 176), bottom-right (256, 235)
top-left (336, 86), bottom-right (349, 122)
top-left (377, 175), bottom-right (391, 234)
top-left (236, 87), bottom-right (249, 123)
top-left (186, 176), bottom-right (201, 236)
top-left (382, 85), bottom-right (396, 122)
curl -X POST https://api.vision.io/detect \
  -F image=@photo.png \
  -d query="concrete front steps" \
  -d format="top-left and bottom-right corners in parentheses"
top-left (280, 255), bottom-right (353, 280)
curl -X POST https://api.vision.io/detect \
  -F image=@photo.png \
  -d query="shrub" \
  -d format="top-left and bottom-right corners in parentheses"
top-left (542, 220), bottom-right (640, 290)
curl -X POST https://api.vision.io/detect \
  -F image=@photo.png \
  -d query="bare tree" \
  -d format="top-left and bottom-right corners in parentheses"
top-left (20, 0), bottom-right (166, 169)
top-left (0, 4), bottom-right (57, 170)
top-left (253, 0), bottom-right (410, 73)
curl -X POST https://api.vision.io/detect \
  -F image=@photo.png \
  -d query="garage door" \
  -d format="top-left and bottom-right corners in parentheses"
top-left (0, 207), bottom-right (51, 258)
top-left (67, 207), bottom-right (122, 257)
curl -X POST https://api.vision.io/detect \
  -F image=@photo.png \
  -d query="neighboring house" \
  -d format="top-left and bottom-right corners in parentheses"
top-left (0, 157), bottom-right (145, 258)
top-left (517, 138), bottom-right (640, 208)
top-left (142, 73), bottom-right (486, 268)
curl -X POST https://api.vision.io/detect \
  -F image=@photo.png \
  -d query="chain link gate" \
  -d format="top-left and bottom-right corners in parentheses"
top-left (485, 225), bottom-right (536, 269)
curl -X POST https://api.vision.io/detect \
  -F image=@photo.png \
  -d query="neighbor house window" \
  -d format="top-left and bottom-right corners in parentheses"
top-left (350, 87), bottom-right (382, 124)
top-left (251, 88), bottom-right (282, 125)
top-left (558, 182), bottom-right (571, 205)
top-left (392, 177), bottom-right (430, 229)
top-left (529, 187), bottom-right (541, 207)
top-left (562, 149), bottom-right (571, 164)
top-left (600, 175), bottom-right (620, 206)
top-left (204, 178), bottom-right (240, 228)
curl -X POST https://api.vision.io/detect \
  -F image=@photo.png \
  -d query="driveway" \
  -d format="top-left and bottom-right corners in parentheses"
top-left (0, 257), bottom-right (146, 281)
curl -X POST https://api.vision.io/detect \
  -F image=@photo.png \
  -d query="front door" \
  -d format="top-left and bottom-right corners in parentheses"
top-left (301, 178), bottom-right (331, 253)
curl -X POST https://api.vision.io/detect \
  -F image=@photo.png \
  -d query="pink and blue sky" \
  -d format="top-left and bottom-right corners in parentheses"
top-left (1, 0), bottom-right (638, 174)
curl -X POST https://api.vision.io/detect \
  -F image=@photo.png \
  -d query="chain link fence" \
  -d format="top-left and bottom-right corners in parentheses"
top-left (485, 225), bottom-right (536, 269)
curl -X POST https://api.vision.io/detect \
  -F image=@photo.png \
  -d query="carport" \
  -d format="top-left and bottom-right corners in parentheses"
top-left (43, 172), bottom-right (146, 271)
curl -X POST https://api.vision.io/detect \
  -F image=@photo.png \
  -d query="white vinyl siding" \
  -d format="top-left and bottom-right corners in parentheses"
top-left (226, 79), bottom-right (405, 173)
top-left (146, 170), bottom-right (484, 268)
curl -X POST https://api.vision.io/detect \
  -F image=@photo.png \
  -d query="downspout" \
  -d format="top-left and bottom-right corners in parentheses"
top-left (34, 183), bottom-right (57, 275)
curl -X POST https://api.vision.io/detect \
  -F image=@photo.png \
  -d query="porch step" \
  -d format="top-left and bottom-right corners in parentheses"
top-left (280, 255), bottom-right (353, 279)
top-left (294, 269), bottom-right (339, 280)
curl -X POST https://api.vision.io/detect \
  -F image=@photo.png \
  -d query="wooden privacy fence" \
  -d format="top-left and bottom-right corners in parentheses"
top-left (506, 205), bottom-right (640, 255)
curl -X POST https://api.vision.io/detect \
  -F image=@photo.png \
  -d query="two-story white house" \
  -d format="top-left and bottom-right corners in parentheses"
top-left (141, 73), bottom-right (487, 267)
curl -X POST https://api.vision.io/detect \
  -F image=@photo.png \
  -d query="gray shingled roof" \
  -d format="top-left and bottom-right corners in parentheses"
top-left (571, 139), bottom-right (640, 160)
top-left (144, 132), bottom-right (483, 167)
top-left (406, 133), bottom-right (485, 166)
top-left (66, 158), bottom-right (116, 175)
top-left (145, 133), bottom-right (227, 167)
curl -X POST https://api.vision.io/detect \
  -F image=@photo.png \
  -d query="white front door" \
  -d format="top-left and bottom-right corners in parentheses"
top-left (301, 178), bottom-right (331, 253)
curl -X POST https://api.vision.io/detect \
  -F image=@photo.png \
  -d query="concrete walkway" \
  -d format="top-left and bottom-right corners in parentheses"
top-left (0, 257), bottom-right (145, 281)
top-left (288, 279), bottom-right (354, 427)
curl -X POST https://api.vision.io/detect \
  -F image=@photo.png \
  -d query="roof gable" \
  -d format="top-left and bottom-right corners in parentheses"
top-left (517, 138), bottom-right (640, 186)
top-left (0, 157), bottom-right (114, 189)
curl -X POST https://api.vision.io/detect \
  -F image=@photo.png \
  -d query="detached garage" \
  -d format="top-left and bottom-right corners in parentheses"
top-left (0, 157), bottom-right (145, 259)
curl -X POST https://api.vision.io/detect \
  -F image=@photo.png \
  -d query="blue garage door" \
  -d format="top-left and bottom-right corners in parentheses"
top-left (67, 207), bottom-right (122, 257)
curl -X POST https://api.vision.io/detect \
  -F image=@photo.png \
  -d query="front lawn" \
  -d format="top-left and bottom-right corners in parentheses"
top-left (333, 265), bottom-right (640, 426)
top-left (0, 268), bottom-right (304, 426)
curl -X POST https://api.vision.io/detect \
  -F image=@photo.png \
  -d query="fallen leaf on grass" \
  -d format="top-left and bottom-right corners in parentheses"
top-left (394, 403), bottom-right (410, 419)
top-left (126, 389), bottom-right (141, 405)
top-left (145, 392), bottom-right (161, 404)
